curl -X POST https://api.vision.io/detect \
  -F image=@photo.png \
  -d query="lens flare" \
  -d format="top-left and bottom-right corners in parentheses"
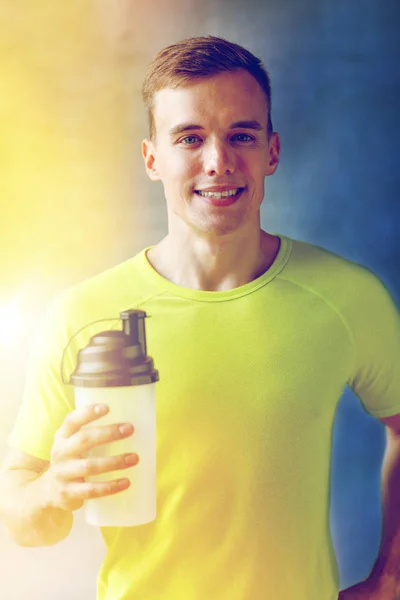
top-left (0, 296), bottom-right (29, 350)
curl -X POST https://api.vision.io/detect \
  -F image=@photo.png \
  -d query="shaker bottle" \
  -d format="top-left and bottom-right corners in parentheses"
top-left (69, 309), bottom-right (159, 527)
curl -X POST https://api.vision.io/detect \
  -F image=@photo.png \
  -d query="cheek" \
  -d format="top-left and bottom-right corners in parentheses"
top-left (163, 153), bottom-right (193, 178)
top-left (171, 157), bottom-right (198, 188)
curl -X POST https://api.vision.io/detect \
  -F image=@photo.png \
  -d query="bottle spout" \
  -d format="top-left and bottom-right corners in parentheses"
top-left (121, 310), bottom-right (147, 357)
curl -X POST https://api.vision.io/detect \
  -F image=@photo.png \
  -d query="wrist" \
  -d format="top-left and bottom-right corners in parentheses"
top-left (38, 467), bottom-right (58, 510)
top-left (31, 469), bottom-right (73, 545)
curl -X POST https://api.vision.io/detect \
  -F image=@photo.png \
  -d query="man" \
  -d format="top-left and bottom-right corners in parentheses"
top-left (0, 35), bottom-right (399, 600)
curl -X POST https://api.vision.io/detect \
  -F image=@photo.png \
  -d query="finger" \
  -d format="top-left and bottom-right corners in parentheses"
top-left (57, 404), bottom-right (110, 439)
top-left (56, 453), bottom-right (139, 481)
top-left (62, 477), bottom-right (131, 504)
top-left (61, 422), bottom-right (134, 458)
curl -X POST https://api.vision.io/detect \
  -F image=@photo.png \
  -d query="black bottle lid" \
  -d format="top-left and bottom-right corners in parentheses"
top-left (70, 310), bottom-right (159, 387)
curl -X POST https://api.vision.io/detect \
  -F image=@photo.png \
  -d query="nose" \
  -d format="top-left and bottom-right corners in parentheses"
top-left (203, 139), bottom-right (235, 176)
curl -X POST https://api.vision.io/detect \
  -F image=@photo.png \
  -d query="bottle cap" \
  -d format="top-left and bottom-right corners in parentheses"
top-left (70, 310), bottom-right (159, 387)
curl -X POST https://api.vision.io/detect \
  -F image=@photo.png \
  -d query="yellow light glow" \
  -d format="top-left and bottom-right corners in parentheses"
top-left (0, 297), bottom-right (27, 350)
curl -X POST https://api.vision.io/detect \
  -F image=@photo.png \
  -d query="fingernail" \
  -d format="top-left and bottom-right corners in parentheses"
top-left (117, 478), bottom-right (130, 488)
top-left (125, 453), bottom-right (138, 465)
top-left (119, 424), bottom-right (133, 435)
top-left (94, 404), bottom-right (108, 415)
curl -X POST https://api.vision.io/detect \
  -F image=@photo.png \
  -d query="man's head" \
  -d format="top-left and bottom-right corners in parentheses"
top-left (141, 36), bottom-right (280, 239)
top-left (142, 35), bottom-right (273, 141)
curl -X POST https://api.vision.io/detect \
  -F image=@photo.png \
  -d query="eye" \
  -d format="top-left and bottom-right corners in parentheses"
top-left (232, 133), bottom-right (254, 142)
top-left (179, 135), bottom-right (201, 145)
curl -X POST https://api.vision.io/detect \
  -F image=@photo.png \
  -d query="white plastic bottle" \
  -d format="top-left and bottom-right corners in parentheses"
top-left (69, 310), bottom-right (159, 527)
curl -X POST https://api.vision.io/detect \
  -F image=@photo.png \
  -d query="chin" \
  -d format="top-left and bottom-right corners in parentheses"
top-left (193, 221), bottom-right (245, 237)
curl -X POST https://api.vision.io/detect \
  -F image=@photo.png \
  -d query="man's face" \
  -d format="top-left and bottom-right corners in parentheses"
top-left (142, 69), bottom-right (280, 238)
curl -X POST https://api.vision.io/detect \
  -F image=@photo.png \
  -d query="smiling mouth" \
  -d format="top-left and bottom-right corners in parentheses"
top-left (195, 187), bottom-right (244, 199)
top-left (194, 187), bottom-right (245, 207)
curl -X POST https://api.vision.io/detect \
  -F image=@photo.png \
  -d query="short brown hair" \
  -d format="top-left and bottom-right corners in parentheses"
top-left (142, 35), bottom-right (273, 140)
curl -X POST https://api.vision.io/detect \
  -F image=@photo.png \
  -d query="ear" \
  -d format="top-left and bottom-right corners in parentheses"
top-left (265, 132), bottom-right (280, 177)
top-left (142, 138), bottom-right (161, 181)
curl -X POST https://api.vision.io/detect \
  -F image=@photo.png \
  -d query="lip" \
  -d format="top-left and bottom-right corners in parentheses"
top-left (196, 186), bottom-right (244, 193)
top-left (195, 187), bottom-right (244, 207)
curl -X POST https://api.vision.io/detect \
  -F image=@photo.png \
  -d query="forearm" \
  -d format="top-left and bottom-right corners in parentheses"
top-left (370, 432), bottom-right (400, 587)
top-left (0, 468), bottom-right (73, 547)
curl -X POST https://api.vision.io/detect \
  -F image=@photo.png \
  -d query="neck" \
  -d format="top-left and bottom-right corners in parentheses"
top-left (146, 229), bottom-right (280, 292)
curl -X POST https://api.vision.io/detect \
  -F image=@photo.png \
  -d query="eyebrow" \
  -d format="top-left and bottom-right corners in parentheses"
top-left (168, 120), bottom-right (264, 136)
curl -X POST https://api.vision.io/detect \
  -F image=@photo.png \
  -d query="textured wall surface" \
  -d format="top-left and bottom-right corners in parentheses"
top-left (0, 1), bottom-right (399, 597)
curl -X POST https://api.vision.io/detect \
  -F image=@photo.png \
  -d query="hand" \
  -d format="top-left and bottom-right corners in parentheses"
top-left (339, 574), bottom-right (398, 599)
top-left (44, 403), bottom-right (139, 512)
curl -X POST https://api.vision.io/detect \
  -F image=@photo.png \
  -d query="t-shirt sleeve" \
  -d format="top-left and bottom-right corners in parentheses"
top-left (8, 291), bottom-right (76, 461)
top-left (346, 268), bottom-right (400, 418)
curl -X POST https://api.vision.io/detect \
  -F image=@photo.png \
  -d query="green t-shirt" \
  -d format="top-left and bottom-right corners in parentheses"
top-left (9, 235), bottom-right (400, 599)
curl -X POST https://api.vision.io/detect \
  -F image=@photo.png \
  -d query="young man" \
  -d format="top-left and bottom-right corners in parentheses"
top-left (1, 36), bottom-right (399, 600)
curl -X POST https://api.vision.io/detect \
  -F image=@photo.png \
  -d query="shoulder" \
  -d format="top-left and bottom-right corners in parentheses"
top-left (278, 236), bottom-right (399, 348)
top-left (283, 236), bottom-right (366, 279)
top-left (46, 250), bottom-right (149, 326)
top-left (31, 250), bottom-right (150, 361)
top-left (62, 251), bottom-right (145, 306)
top-left (280, 236), bottom-right (390, 302)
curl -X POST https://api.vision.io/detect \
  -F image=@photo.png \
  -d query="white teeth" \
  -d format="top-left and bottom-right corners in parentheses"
top-left (197, 188), bottom-right (240, 198)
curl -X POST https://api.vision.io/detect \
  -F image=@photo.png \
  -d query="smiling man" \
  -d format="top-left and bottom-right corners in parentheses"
top-left (141, 67), bottom-right (280, 292)
top-left (1, 36), bottom-right (400, 600)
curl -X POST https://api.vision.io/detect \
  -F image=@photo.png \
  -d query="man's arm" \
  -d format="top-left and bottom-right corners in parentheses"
top-left (369, 414), bottom-right (400, 588)
top-left (339, 412), bottom-right (400, 599)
